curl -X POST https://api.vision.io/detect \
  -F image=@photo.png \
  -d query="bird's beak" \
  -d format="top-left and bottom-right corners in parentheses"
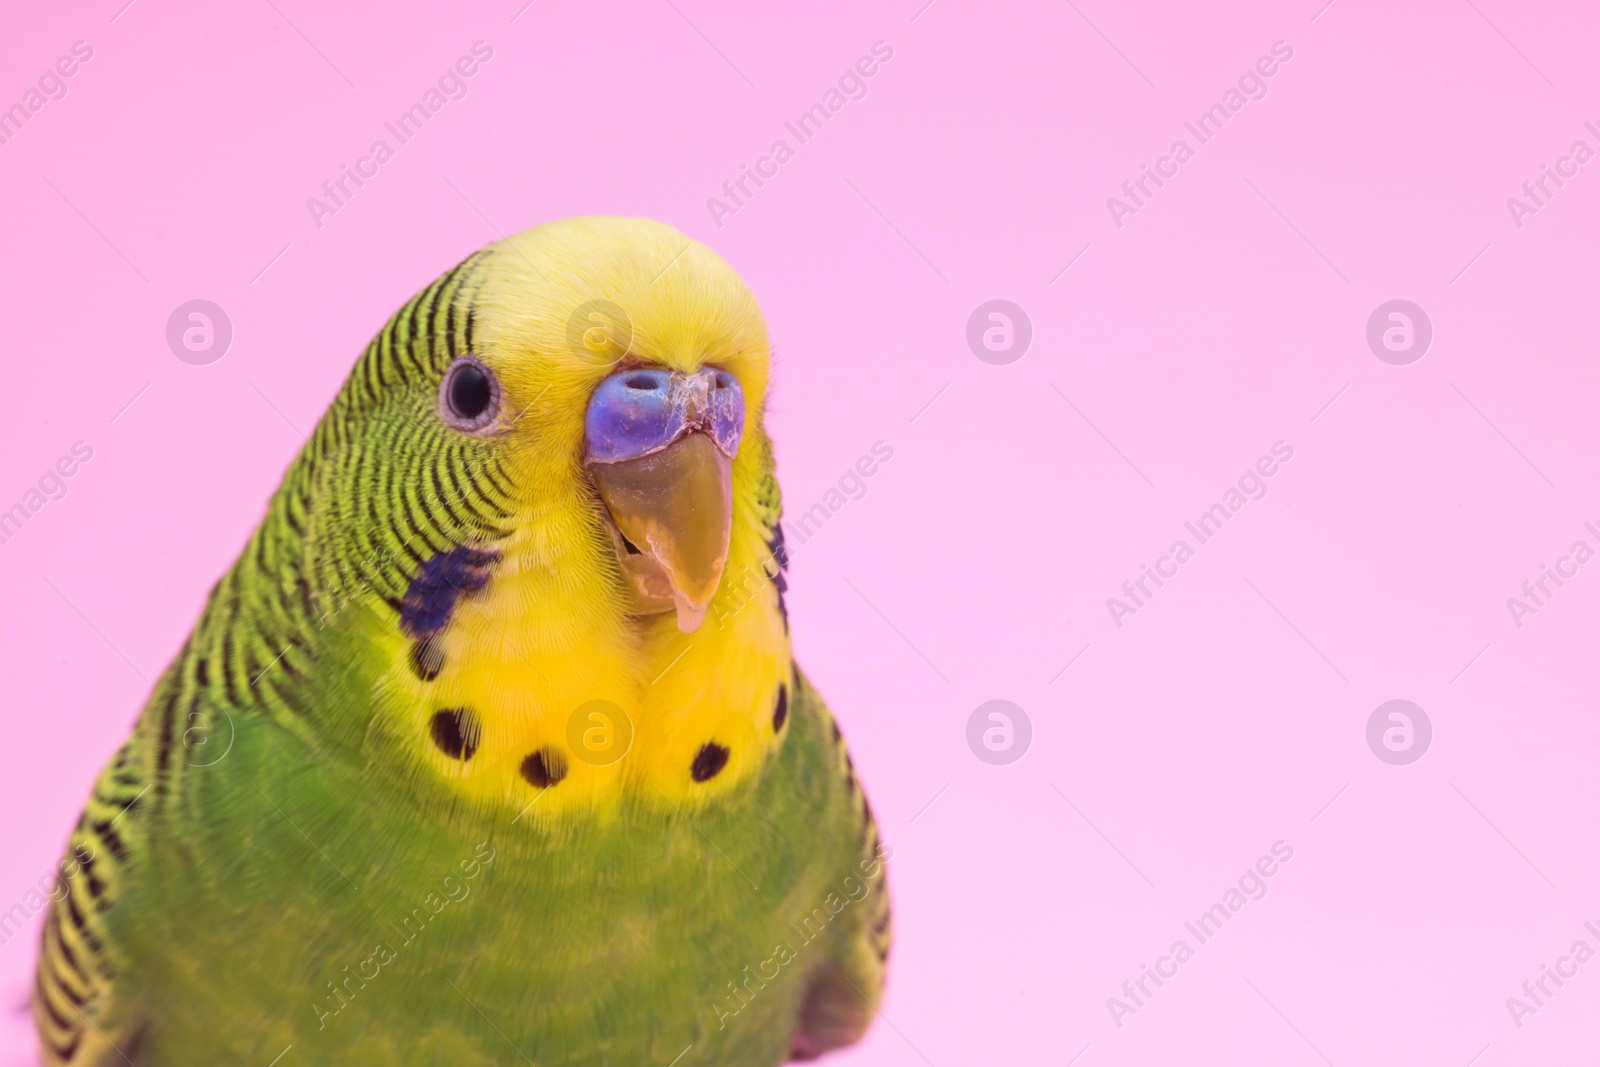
top-left (589, 432), bottom-right (733, 633)
top-left (584, 365), bottom-right (745, 633)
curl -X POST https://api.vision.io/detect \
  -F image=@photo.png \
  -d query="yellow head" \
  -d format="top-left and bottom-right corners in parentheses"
top-left (306, 217), bottom-right (793, 817)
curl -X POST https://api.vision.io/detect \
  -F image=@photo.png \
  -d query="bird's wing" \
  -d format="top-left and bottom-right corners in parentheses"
top-left (32, 666), bottom-right (205, 1066)
top-left (788, 670), bottom-right (893, 1061)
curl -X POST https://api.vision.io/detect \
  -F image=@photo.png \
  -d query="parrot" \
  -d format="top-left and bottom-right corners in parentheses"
top-left (33, 217), bottom-right (891, 1066)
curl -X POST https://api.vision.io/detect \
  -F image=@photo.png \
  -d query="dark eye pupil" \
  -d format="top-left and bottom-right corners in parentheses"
top-left (449, 364), bottom-right (492, 419)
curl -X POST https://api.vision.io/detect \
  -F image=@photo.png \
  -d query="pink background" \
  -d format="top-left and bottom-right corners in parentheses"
top-left (3, 0), bottom-right (1599, 1063)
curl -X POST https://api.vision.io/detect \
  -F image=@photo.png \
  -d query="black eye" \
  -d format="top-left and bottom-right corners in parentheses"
top-left (440, 357), bottom-right (499, 431)
top-left (450, 365), bottom-right (492, 417)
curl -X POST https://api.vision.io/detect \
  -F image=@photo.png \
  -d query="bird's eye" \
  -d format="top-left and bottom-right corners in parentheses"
top-left (439, 357), bottom-right (499, 432)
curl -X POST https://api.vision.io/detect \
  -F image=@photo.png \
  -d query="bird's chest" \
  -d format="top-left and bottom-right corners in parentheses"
top-left (200, 788), bottom-right (829, 1065)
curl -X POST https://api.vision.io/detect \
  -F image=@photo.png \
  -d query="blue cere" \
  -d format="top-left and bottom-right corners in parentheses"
top-left (584, 366), bottom-right (745, 464)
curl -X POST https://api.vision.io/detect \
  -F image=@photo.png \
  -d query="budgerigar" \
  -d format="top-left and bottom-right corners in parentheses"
top-left (34, 218), bottom-right (891, 1066)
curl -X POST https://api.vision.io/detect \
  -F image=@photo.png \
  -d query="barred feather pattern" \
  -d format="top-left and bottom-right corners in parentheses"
top-left (35, 227), bottom-right (886, 1066)
top-left (35, 253), bottom-right (512, 1064)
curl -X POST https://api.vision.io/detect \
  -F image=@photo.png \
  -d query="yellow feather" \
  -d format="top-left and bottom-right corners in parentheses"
top-left (379, 217), bottom-right (789, 817)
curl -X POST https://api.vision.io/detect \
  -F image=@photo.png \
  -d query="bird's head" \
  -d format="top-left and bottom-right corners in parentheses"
top-left (426, 216), bottom-right (770, 633)
top-left (290, 217), bottom-right (791, 811)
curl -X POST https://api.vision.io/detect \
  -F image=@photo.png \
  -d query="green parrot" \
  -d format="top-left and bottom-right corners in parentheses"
top-left (35, 217), bottom-right (891, 1066)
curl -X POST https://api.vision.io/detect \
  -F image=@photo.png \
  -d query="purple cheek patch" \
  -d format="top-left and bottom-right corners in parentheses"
top-left (585, 367), bottom-right (745, 464)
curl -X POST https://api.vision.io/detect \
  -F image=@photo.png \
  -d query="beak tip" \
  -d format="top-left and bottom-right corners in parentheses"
top-left (675, 600), bottom-right (708, 633)
top-left (591, 433), bottom-right (734, 635)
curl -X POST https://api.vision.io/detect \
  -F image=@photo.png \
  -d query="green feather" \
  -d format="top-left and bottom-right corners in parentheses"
top-left (35, 221), bottom-right (889, 1066)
